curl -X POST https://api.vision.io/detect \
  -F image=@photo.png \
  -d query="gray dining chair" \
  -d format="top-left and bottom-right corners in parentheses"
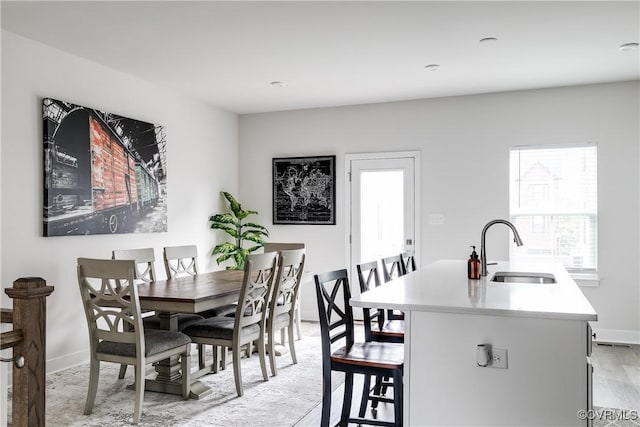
top-left (77, 257), bottom-right (192, 424)
top-left (112, 247), bottom-right (181, 379)
top-left (263, 242), bottom-right (305, 341)
top-left (117, 247), bottom-right (204, 333)
top-left (163, 244), bottom-right (237, 317)
top-left (182, 252), bottom-right (278, 396)
top-left (381, 254), bottom-right (406, 321)
top-left (265, 248), bottom-right (305, 376)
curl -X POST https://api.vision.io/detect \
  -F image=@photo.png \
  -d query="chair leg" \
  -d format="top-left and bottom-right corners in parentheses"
top-left (233, 344), bottom-right (243, 397)
top-left (340, 372), bottom-right (354, 426)
top-left (268, 327), bottom-right (278, 377)
top-left (257, 334), bottom-right (269, 382)
top-left (320, 365), bottom-right (332, 427)
top-left (381, 375), bottom-right (390, 396)
top-left (212, 345), bottom-right (219, 374)
top-left (372, 375), bottom-right (383, 409)
top-left (358, 373), bottom-right (372, 418)
top-left (393, 369), bottom-right (403, 426)
top-left (198, 344), bottom-right (205, 370)
top-left (287, 322), bottom-right (297, 364)
top-left (133, 364), bottom-right (144, 424)
top-left (294, 299), bottom-right (302, 341)
top-left (118, 364), bottom-right (128, 379)
top-left (221, 346), bottom-right (227, 370)
top-left (84, 359), bottom-right (100, 415)
top-left (281, 328), bottom-right (286, 346)
top-left (181, 348), bottom-right (191, 399)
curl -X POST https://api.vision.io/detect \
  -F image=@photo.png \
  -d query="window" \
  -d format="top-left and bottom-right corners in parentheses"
top-left (509, 145), bottom-right (597, 272)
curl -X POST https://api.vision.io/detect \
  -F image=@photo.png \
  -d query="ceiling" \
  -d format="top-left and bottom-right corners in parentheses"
top-left (2, 1), bottom-right (639, 114)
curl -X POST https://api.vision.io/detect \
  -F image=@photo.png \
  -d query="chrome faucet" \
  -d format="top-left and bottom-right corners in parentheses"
top-left (480, 219), bottom-right (524, 276)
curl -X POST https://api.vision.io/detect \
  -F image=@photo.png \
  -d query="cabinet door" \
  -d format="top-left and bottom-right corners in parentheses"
top-left (586, 357), bottom-right (594, 427)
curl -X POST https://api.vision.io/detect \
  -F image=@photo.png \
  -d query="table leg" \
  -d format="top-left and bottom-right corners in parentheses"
top-left (143, 312), bottom-right (213, 399)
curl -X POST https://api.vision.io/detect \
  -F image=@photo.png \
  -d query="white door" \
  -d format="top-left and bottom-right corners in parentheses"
top-left (347, 153), bottom-right (418, 302)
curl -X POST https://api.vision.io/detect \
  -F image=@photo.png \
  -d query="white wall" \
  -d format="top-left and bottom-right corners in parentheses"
top-left (0, 30), bottom-right (239, 376)
top-left (239, 81), bottom-right (640, 342)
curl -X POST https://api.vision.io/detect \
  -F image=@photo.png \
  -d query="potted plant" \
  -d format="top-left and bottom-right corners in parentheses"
top-left (210, 191), bottom-right (269, 270)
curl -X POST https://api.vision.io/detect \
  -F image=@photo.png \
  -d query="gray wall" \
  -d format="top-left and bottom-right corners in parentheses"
top-left (239, 81), bottom-right (640, 342)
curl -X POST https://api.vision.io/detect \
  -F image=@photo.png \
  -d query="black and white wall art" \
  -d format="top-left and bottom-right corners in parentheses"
top-left (272, 155), bottom-right (336, 225)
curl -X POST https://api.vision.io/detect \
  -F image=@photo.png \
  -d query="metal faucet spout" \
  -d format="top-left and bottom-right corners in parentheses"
top-left (480, 219), bottom-right (524, 276)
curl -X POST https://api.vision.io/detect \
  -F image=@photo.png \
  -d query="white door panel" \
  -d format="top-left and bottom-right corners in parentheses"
top-left (348, 155), bottom-right (417, 303)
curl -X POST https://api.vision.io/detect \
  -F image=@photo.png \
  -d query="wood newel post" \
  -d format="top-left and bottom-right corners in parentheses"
top-left (5, 277), bottom-right (54, 427)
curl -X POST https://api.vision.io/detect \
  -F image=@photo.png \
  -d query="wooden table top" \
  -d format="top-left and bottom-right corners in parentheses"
top-left (136, 269), bottom-right (245, 314)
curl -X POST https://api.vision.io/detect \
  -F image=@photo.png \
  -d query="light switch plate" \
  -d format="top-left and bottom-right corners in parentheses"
top-left (428, 213), bottom-right (445, 225)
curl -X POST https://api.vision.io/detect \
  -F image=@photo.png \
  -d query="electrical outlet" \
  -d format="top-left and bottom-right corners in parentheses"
top-left (490, 348), bottom-right (508, 369)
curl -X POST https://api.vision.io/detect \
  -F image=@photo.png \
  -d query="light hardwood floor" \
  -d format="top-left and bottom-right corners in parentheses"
top-left (591, 342), bottom-right (640, 411)
top-left (295, 337), bottom-right (640, 426)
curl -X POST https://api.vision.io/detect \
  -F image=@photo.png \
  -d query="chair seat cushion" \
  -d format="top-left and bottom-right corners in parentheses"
top-left (182, 317), bottom-right (260, 341)
top-left (143, 313), bottom-right (204, 331)
top-left (331, 342), bottom-right (404, 370)
top-left (97, 329), bottom-right (191, 358)
top-left (268, 313), bottom-right (291, 329)
top-left (199, 303), bottom-right (238, 318)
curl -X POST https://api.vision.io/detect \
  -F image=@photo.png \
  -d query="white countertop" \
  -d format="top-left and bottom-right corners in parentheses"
top-left (350, 259), bottom-right (598, 321)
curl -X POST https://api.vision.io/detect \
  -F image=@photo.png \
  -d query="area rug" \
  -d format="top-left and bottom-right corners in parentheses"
top-left (8, 322), bottom-right (334, 427)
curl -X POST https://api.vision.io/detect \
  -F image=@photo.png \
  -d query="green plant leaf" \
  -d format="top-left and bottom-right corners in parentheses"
top-left (210, 223), bottom-right (238, 238)
top-left (243, 234), bottom-right (265, 245)
top-left (246, 245), bottom-right (263, 254)
top-left (215, 253), bottom-right (234, 264)
top-left (222, 192), bottom-right (242, 218)
top-left (243, 222), bottom-right (269, 233)
top-left (212, 242), bottom-right (237, 255)
top-left (210, 213), bottom-right (238, 225)
top-left (231, 252), bottom-right (245, 269)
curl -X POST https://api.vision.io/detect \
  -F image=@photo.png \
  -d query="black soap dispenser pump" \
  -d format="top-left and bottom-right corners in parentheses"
top-left (468, 246), bottom-right (481, 280)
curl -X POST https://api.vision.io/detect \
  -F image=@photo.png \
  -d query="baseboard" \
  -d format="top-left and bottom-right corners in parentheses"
top-left (47, 348), bottom-right (90, 375)
top-left (592, 327), bottom-right (640, 345)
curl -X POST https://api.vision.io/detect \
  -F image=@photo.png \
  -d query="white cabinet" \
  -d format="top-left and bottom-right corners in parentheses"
top-left (407, 311), bottom-right (591, 426)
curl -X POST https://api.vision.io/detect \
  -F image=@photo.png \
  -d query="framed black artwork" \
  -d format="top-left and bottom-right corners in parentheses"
top-left (272, 155), bottom-right (336, 225)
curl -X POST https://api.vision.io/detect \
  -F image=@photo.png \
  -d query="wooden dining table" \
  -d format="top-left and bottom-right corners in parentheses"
top-left (135, 269), bottom-right (246, 399)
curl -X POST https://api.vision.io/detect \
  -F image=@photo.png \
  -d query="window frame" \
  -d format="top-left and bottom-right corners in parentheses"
top-left (509, 143), bottom-right (598, 277)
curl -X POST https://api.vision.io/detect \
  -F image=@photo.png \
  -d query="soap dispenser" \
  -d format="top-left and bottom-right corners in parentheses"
top-left (468, 246), bottom-right (481, 280)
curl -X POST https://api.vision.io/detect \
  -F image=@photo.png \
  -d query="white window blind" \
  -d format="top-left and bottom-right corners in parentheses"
top-left (509, 145), bottom-right (597, 272)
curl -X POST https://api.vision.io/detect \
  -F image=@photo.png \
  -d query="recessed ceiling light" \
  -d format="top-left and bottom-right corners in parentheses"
top-left (619, 42), bottom-right (639, 52)
top-left (479, 37), bottom-right (498, 43)
top-left (424, 64), bottom-right (440, 71)
top-left (270, 81), bottom-right (286, 87)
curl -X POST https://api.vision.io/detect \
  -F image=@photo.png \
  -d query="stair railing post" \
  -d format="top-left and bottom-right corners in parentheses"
top-left (5, 277), bottom-right (54, 427)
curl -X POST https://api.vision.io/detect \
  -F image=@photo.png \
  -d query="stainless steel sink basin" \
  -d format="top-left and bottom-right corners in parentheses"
top-left (490, 271), bottom-right (556, 284)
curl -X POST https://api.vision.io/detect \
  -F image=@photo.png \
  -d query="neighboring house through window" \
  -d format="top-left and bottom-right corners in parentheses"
top-left (509, 145), bottom-right (597, 273)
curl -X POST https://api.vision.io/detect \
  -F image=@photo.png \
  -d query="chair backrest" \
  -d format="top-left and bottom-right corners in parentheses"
top-left (356, 260), bottom-right (384, 342)
top-left (263, 242), bottom-right (306, 253)
top-left (381, 254), bottom-right (405, 282)
top-left (234, 252), bottom-right (279, 334)
top-left (163, 245), bottom-right (199, 279)
top-left (112, 248), bottom-right (157, 283)
top-left (401, 251), bottom-right (417, 274)
top-left (267, 249), bottom-right (306, 322)
top-left (77, 258), bottom-right (144, 357)
top-left (314, 269), bottom-right (355, 360)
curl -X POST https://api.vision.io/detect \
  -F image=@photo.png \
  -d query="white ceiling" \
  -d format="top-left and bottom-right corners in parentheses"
top-left (2, 1), bottom-right (639, 114)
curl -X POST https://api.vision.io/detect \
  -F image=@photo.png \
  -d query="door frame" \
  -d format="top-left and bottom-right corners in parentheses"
top-left (344, 150), bottom-right (421, 276)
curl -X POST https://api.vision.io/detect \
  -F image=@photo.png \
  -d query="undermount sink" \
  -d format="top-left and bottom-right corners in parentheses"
top-left (490, 271), bottom-right (556, 284)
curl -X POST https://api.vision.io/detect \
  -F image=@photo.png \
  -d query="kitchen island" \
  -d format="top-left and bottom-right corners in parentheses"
top-left (350, 259), bottom-right (598, 426)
